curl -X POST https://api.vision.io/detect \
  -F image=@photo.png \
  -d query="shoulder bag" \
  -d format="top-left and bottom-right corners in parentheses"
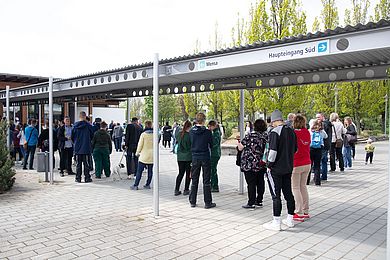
top-left (333, 125), bottom-right (343, 148)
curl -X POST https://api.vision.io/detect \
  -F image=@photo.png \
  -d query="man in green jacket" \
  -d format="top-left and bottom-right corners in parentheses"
top-left (208, 120), bottom-right (221, 192)
top-left (92, 121), bottom-right (112, 178)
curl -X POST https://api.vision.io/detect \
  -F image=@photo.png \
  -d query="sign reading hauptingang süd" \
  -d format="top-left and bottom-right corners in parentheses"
top-left (267, 40), bottom-right (329, 61)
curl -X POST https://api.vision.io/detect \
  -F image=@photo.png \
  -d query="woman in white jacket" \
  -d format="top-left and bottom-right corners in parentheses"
top-left (329, 113), bottom-right (346, 172)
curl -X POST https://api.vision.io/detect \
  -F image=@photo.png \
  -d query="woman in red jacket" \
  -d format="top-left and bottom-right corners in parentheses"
top-left (292, 115), bottom-right (311, 221)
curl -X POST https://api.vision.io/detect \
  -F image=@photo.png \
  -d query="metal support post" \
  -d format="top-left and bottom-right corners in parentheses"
top-left (48, 77), bottom-right (54, 184)
top-left (44, 152), bottom-right (49, 182)
top-left (13, 106), bottom-right (16, 122)
top-left (385, 94), bottom-right (388, 136)
top-left (334, 85), bottom-right (339, 113)
top-left (127, 97), bottom-right (131, 123)
top-left (387, 105), bottom-right (390, 260)
top-left (238, 89), bottom-right (245, 195)
top-left (74, 98), bottom-right (78, 122)
top-left (38, 104), bottom-right (42, 135)
top-left (5, 86), bottom-right (10, 150)
top-left (153, 53), bottom-right (160, 217)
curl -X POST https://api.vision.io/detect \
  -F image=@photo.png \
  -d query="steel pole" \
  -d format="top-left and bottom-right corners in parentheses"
top-left (334, 85), bottom-right (338, 114)
top-left (127, 97), bottom-right (131, 123)
top-left (153, 53), bottom-right (160, 217)
top-left (5, 85), bottom-right (10, 150)
top-left (74, 98), bottom-right (78, 122)
top-left (48, 77), bottom-right (54, 184)
top-left (385, 95), bottom-right (388, 136)
top-left (38, 104), bottom-right (42, 135)
top-left (387, 102), bottom-right (390, 260)
top-left (238, 89), bottom-right (245, 194)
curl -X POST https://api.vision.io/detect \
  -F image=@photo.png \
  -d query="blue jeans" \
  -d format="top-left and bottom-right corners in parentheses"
top-left (343, 146), bottom-right (352, 168)
top-left (134, 162), bottom-right (153, 187)
top-left (321, 149), bottom-right (329, 180)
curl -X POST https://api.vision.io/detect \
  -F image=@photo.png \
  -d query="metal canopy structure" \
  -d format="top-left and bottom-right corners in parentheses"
top-left (2, 19), bottom-right (390, 257)
top-left (1, 20), bottom-right (390, 105)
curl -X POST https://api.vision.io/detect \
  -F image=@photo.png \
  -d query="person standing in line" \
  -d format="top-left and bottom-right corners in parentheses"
top-left (189, 112), bottom-right (216, 209)
top-left (130, 120), bottom-right (154, 190)
top-left (292, 115), bottom-right (311, 221)
top-left (208, 120), bottom-right (221, 193)
top-left (351, 120), bottom-right (358, 159)
top-left (18, 124), bottom-right (26, 159)
top-left (38, 120), bottom-right (59, 169)
top-left (72, 112), bottom-right (94, 183)
top-left (316, 113), bottom-right (332, 182)
top-left (23, 119), bottom-right (39, 170)
top-left (263, 110), bottom-right (297, 231)
top-left (309, 121), bottom-right (328, 186)
top-left (285, 113), bottom-right (296, 128)
top-left (12, 124), bottom-right (23, 162)
top-left (162, 122), bottom-right (172, 148)
top-left (124, 117), bottom-right (143, 179)
top-left (58, 117), bottom-right (74, 177)
top-left (174, 120), bottom-right (192, 196)
top-left (171, 122), bottom-right (180, 153)
top-left (92, 121), bottom-right (112, 178)
top-left (365, 139), bottom-right (375, 165)
top-left (245, 121), bottom-right (253, 135)
top-left (329, 113), bottom-right (346, 172)
top-left (109, 120), bottom-right (115, 139)
top-left (113, 123), bottom-right (124, 152)
top-left (343, 117), bottom-right (357, 170)
top-left (238, 119), bottom-right (268, 209)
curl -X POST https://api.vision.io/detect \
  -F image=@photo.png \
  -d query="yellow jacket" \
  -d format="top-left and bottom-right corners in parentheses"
top-left (365, 144), bottom-right (375, 153)
top-left (136, 130), bottom-right (154, 164)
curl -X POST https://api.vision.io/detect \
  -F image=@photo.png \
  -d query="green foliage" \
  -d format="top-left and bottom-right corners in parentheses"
top-left (374, 0), bottom-right (390, 20)
top-left (144, 95), bottom-right (181, 124)
top-left (0, 120), bottom-right (16, 193)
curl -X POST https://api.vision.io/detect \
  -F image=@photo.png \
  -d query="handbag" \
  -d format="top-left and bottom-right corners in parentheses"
top-left (23, 128), bottom-right (35, 150)
top-left (333, 125), bottom-right (343, 148)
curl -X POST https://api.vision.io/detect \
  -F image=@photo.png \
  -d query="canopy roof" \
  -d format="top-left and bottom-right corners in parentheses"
top-left (1, 19), bottom-right (390, 105)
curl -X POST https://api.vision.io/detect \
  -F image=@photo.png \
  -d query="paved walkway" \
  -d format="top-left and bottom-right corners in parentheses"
top-left (0, 142), bottom-right (388, 260)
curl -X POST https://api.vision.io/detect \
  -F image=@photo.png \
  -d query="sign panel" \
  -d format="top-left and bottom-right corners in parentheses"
top-left (196, 39), bottom-right (330, 71)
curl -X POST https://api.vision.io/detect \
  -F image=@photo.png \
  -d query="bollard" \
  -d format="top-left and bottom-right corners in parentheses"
top-left (44, 152), bottom-right (49, 182)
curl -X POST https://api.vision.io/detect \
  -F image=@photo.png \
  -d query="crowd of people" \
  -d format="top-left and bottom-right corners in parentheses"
top-left (5, 107), bottom-right (376, 228)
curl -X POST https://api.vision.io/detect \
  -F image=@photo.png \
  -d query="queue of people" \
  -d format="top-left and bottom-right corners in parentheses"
top-left (6, 108), bottom-right (373, 225)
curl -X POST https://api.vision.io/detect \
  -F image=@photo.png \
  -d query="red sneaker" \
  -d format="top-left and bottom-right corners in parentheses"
top-left (302, 214), bottom-right (310, 219)
top-left (293, 214), bottom-right (305, 222)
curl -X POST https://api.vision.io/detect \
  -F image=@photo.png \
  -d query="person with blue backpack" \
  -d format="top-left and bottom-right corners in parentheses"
top-left (309, 121), bottom-right (328, 186)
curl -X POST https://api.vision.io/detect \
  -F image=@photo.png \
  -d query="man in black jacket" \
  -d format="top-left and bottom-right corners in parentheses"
top-left (189, 112), bottom-right (216, 209)
top-left (316, 113), bottom-right (332, 181)
top-left (124, 117), bottom-right (143, 178)
top-left (263, 110), bottom-right (297, 231)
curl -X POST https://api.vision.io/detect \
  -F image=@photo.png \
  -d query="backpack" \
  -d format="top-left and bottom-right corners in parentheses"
top-left (311, 131), bottom-right (323, 149)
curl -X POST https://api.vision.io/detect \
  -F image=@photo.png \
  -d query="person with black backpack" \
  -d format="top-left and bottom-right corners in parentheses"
top-left (309, 121), bottom-right (328, 186)
top-left (237, 119), bottom-right (268, 209)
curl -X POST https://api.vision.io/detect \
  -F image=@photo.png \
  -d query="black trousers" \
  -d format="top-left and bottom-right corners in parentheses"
top-left (189, 159), bottom-right (212, 205)
top-left (244, 169), bottom-right (265, 205)
top-left (76, 154), bottom-right (91, 181)
top-left (175, 161), bottom-right (191, 191)
top-left (126, 148), bottom-right (138, 175)
top-left (163, 140), bottom-right (171, 148)
top-left (330, 143), bottom-right (344, 171)
top-left (365, 152), bottom-right (374, 163)
top-left (266, 171), bottom-right (295, 217)
top-left (60, 147), bottom-right (74, 173)
top-left (310, 148), bottom-right (322, 185)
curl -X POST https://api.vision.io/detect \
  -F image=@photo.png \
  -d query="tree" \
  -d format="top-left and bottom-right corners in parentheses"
top-left (0, 120), bottom-right (16, 193)
top-left (321, 0), bottom-right (339, 30)
top-left (374, 0), bottom-right (390, 20)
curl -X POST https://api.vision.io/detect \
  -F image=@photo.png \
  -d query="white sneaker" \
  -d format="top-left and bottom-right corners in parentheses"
top-left (263, 218), bottom-right (281, 231)
top-left (282, 214), bottom-right (295, 228)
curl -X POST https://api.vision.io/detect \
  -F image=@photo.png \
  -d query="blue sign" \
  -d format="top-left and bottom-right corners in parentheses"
top-left (199, 60), bottom-right (206, 69)
top-left (318, 42), bottom-right (328, 53)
